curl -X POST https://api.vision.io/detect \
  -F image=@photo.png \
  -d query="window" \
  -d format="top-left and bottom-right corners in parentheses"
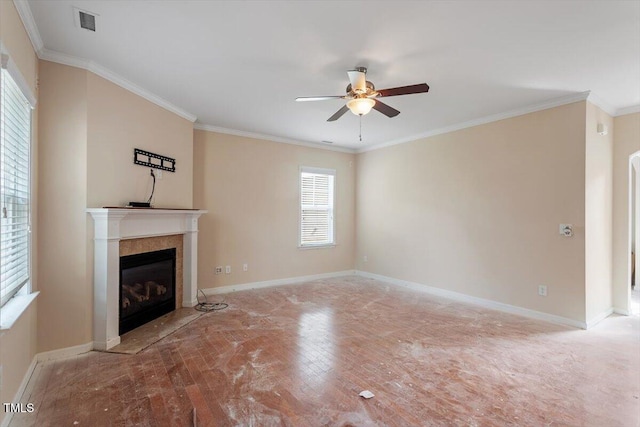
top-left (300, 167), bottom-right (335, 247)
top-left (1, 63), bottom-right (32, 306)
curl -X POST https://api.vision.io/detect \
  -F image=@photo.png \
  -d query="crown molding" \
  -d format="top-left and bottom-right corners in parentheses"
top-left (11, 0), bottom-right (638, 152)
top-left (39, 49), bottom-right (197, 122)
top-left (358, 91), bottom-right (592, 153)
top-left (615, 104), bottom-right (640, 116)
top-left (193, 123), bottom-right (356, 154)
top-left (12, 0), bottom-right (44, 52)
top-left (13, 0), bottom-right (197, 121)
top-left (586, 92), bottom-right (617, 116)
top-left (38, 48), bottom-right (88, 70)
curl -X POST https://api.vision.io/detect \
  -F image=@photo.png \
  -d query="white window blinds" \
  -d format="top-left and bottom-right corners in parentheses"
top-left (300, 167), bottom-right (335, 247)
top-left (1, 67), bottom-right (32, 306)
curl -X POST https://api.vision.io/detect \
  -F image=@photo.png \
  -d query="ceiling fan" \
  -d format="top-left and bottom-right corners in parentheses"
top-left (296, 67), bottom-right (429, 122)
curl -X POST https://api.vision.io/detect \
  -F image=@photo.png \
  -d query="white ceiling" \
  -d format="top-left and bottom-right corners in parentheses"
top-left (20, 0), bottom-right (640, 151)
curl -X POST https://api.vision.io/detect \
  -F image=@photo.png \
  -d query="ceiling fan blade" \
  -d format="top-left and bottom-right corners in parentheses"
top-left (296, 96), bottom-right (344, 102)
top-left (327, 105), bottom-right (349, 122)
top-left (376, 83), bottom-right (430, 98)
top-left (347, 70), bottom-right (367, 93)
top-left (373, 100), bottom-right (400, 118)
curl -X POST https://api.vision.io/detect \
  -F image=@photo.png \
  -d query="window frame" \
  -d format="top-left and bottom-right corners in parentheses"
top-left (1, 53), bottom-right (34, 308)
top-left (298, 166), bottom-right (336, 249)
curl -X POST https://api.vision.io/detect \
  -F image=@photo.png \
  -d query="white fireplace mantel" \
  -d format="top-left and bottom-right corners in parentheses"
top-left (87, 208), bottom-right (207, 350)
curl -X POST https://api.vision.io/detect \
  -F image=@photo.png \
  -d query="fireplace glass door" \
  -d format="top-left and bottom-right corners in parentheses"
top-left (119, 248), bottom-right (176, 334)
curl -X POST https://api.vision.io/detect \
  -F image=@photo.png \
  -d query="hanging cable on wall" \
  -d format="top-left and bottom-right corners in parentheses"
top-left (147, 168), bottom-right (156, 205)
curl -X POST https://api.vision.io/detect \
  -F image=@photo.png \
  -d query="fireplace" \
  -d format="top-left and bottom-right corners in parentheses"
top-left (88, 208), bottom-right (206, 350)
top-left (120, 248), bottom-right (176, 335)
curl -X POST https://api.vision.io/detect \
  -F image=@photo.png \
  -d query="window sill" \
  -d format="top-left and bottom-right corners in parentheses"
top-left (0, 291), bottom-right (39, 332)
top-left (298, 244), bottom-right (336, 250)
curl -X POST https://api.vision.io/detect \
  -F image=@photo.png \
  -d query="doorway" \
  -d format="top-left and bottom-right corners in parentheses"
top-left (630, 152), bottom-right (640, 315)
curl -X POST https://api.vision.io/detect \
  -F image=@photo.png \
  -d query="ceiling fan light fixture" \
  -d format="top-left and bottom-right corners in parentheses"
top-left (347, 98), bottom-right (375, 116)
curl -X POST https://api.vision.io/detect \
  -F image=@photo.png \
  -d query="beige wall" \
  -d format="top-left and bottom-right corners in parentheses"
top-left (36, 61), bottom-right (194, 353)
top-left (0, 1), bottom-right (39, 422)
top-left (585, 102), bottom-right (613, 321)
top-left (0, 302), bottom-right (37, 415)
top-left (0, 0), bottom-right (37, 95)
top-left (37, 61), bottom-right (90, 351)
top-left (356, 102), bottom-right (588, 322)
top-left (86, 72), bottom-right (193, 209)
top-left (193, 131), bottom-right (355, 288)
top-left (612, 112), bottom-right (640, 311)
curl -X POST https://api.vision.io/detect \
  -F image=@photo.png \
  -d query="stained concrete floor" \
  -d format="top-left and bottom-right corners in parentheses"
top-left (8, 276), bottom-right (640, 426)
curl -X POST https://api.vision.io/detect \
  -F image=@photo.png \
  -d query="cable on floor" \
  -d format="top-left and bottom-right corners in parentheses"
top-left (195, 289), bottom-right (228, 312)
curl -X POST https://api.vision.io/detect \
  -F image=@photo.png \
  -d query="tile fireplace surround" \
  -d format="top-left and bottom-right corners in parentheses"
top-left (87, 208), bottom-right (207, 350)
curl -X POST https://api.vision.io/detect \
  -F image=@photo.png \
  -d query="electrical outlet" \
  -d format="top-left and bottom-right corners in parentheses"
top-left (243, 263), bottom-right (248, 272)
top-left (225, 265), bottom-right (231, 274)
top-left (538, 285), bottom-right (548, 297)
top-left (157, 169), bottom-right (163, 180)
top-left (215, 266), bottom-right (222, 275)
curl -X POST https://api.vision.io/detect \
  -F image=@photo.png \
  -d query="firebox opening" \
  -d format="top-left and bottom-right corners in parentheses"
top-left (119, 248), bottom-right (176, 335)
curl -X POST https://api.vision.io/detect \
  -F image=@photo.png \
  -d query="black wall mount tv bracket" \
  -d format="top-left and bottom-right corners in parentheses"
top-left (133, 148), bottom-right (176, 172)
top-left (129, 149), bottom-right (176, 208)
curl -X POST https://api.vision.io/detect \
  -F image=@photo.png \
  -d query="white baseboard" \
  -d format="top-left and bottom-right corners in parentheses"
top-left (613, 307), bottom-right (631, 316)
top-left (0, 357), bottom-right (37, 427)
top-left (200, 270), bottom-right (356, 295)
top-left (36, 341), bottom-right (94, 362)
top-left (356, 270), bottom-right (588, 329)
top-left (92, 337), bottom-right (120, 352)
top-left (1, 341), bottom-right (94, 427)
top-left (586, 308), bottom-right (614, 329)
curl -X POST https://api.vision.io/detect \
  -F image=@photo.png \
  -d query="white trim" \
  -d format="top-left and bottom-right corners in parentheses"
top-left (616, 104), bottom-right (640, 116)
top-left (193, 123), bottom-right (356, 154)
top-left (11, 0), bottom-right (638, 152)
top-left (0, 45), bottom-right (37, 107)
top-left (13, 0), bottom-right (638, 150)
top-left (38, 48), bottom-right (88, 71)
top-left (0, 356), bottom-right (37, 427)
top-left (613, 307), bottom-right (631, 316)
top-left (358, 91), bottom-right (592, 153)
top-left (87, 208), bottom-right (206, 350)
top-left (35, 342), bottom-right (93, 362)
top-left (586, 92), bottom-right (616, 116)
top-left (38, 48), bottom-right (197, 122)
top-left (356, 271), bottom-right (588, 329)
top-left (300, 166), bottom-right (336, 176)
top-left (200, 270), bottom-right (356, 295)
top-left (585, 308), bottom-right (614, 329)
top-left (626, 152), bottom-right (640, 316)
top-left (12, 0), bottom-right (44, 52)
top-left (297, 243), bottom-right (336, 250)
top-left (299, 167), bottom-right (336, 247)
top-left (93, 337), bottom-right (121, 352)
top-left (0, 341), bottom-right (93, 427)
top-left (0, 292), bottom-right (39, 331)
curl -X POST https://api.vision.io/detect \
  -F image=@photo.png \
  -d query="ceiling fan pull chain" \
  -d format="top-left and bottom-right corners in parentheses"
top-left (359, 114), bottom-right (362, 142)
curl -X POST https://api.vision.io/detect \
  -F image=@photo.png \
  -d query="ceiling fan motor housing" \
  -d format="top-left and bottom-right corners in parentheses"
top-left (346, 81), bottom-right (376, 97)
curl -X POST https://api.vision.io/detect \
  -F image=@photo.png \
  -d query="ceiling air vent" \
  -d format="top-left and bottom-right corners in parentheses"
top-left (73, 7), bottom-right (98, 32)
top-left (79, 11), bottom-right (96, 31)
